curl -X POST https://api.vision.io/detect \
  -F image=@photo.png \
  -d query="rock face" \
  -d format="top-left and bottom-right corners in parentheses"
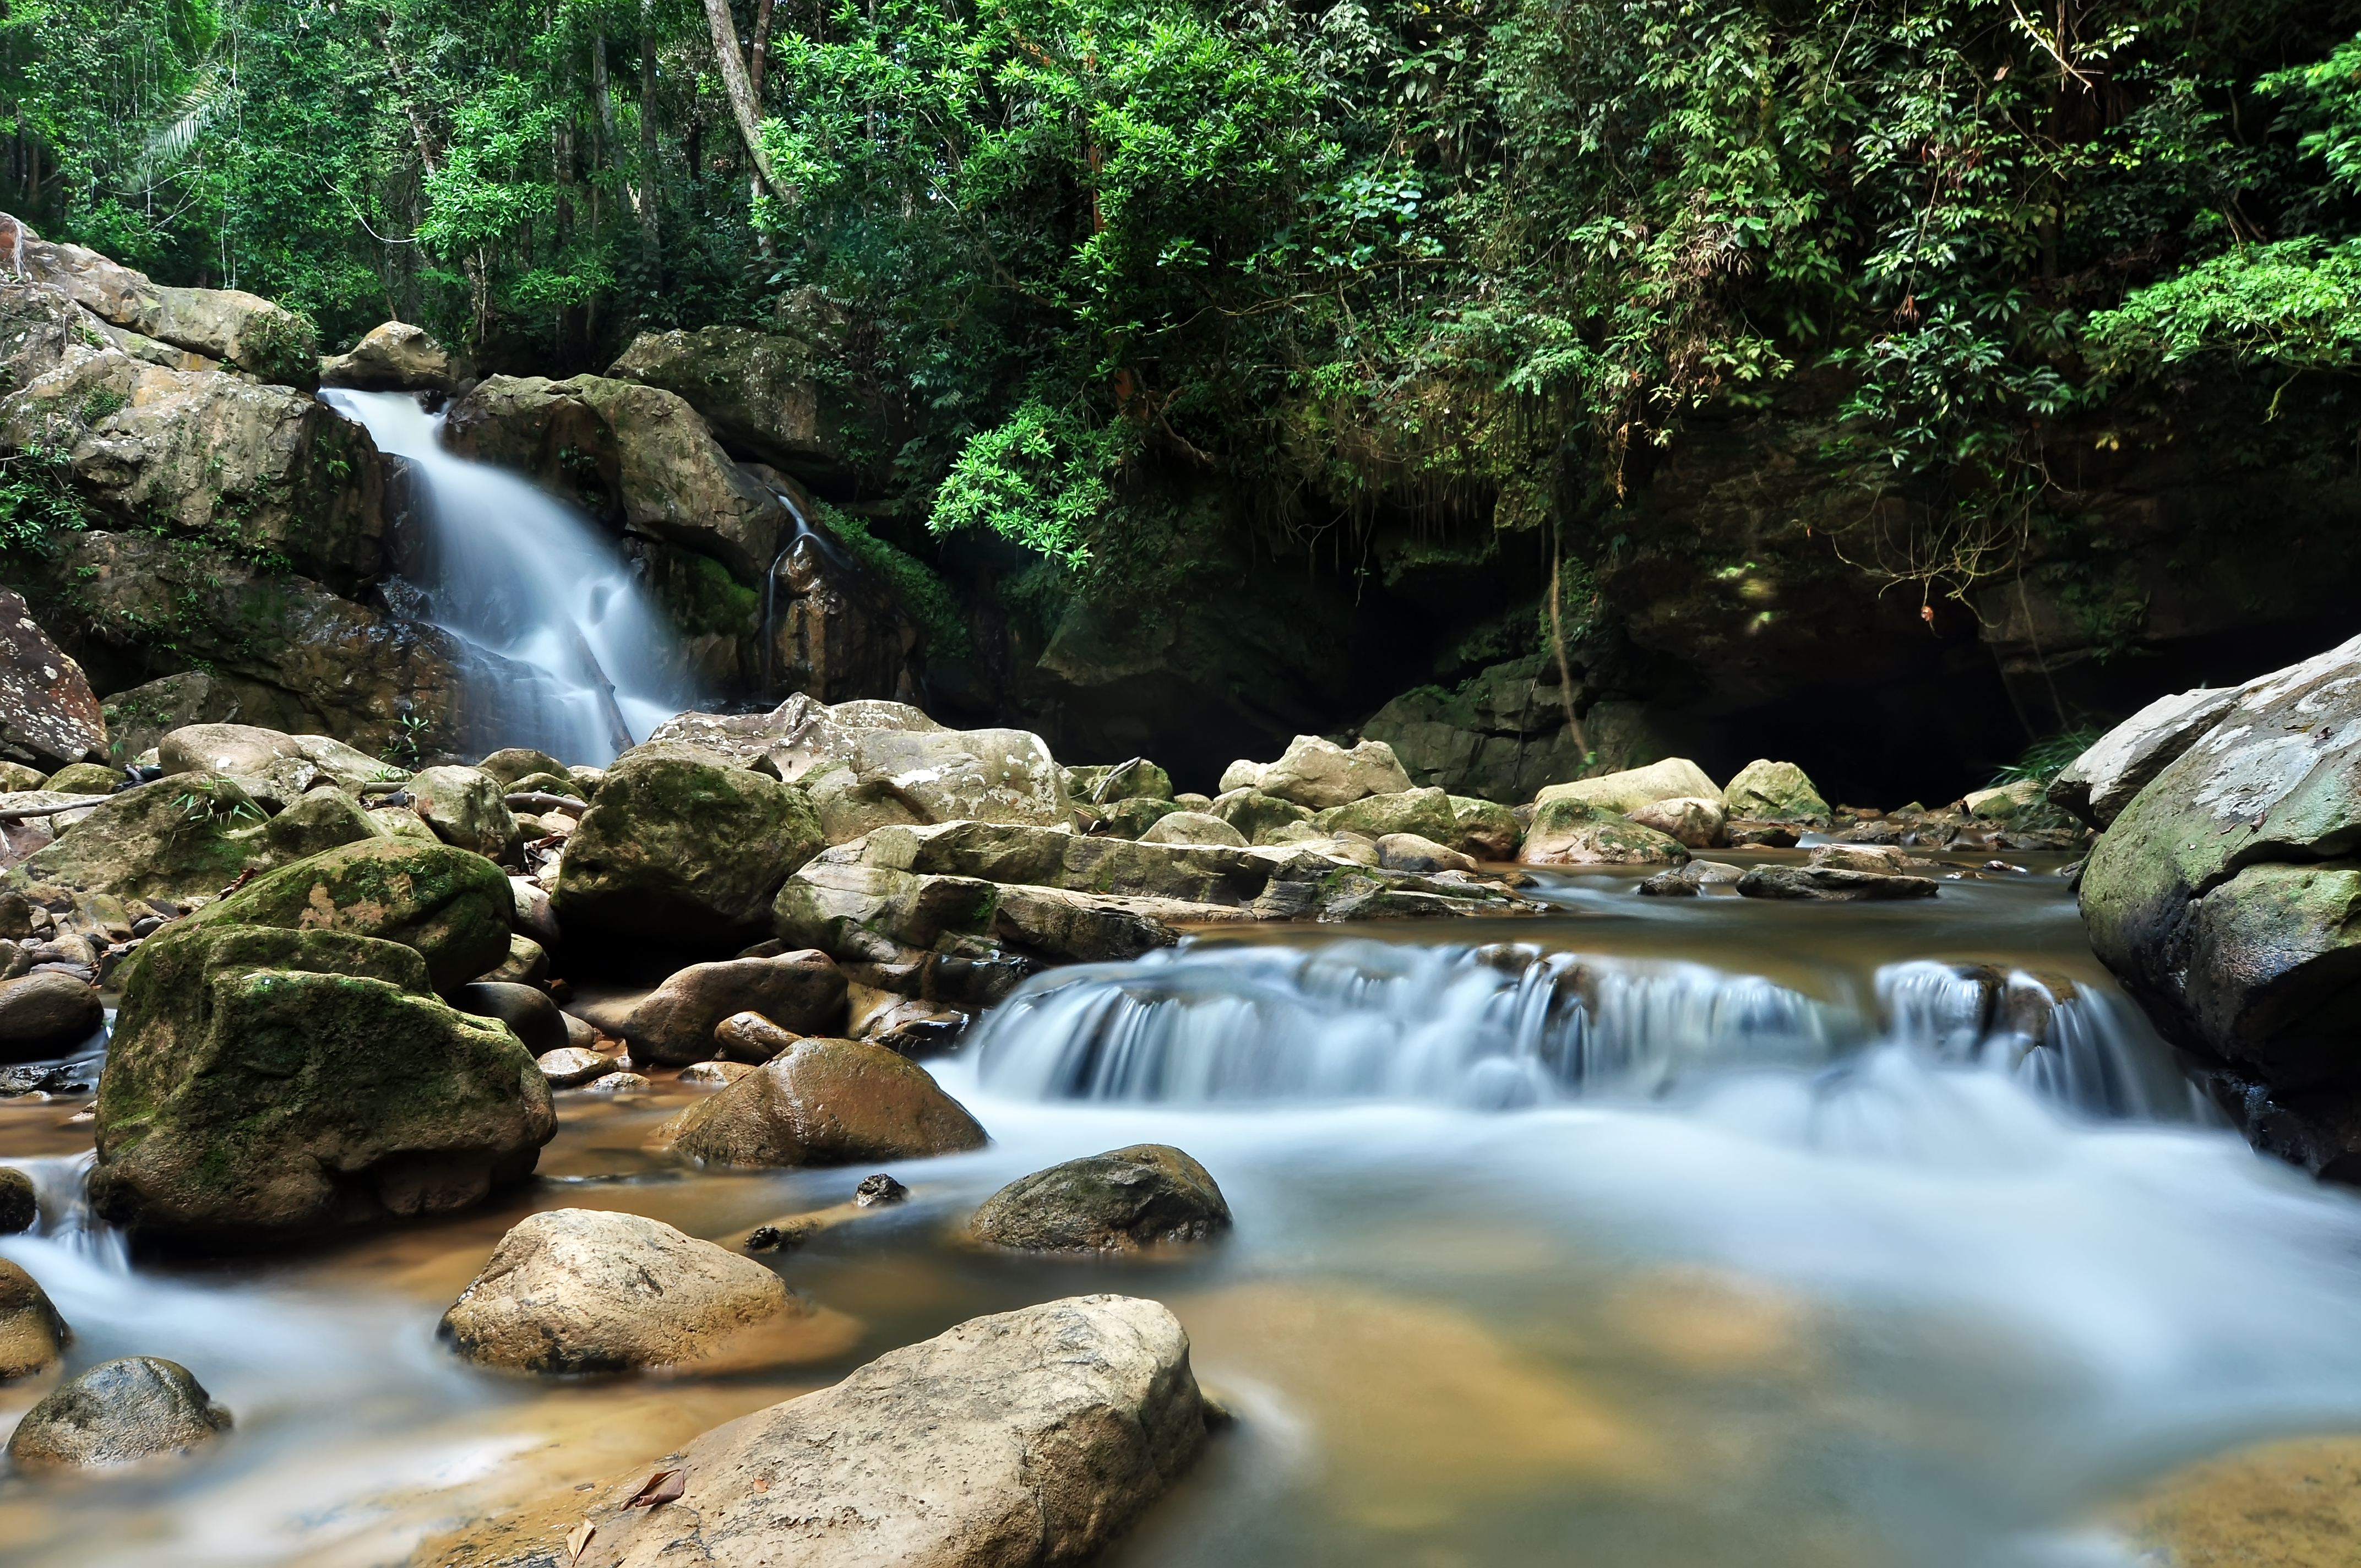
top-left (432, 1294), bottom-right (1209, 1568)
top-left (0, 588), bottom-right (105, 773)
top-left (1721, 759), bottom-right (1829, 821)
top-left (2051, 685), bottom-right (2239, 830)
top-left (4, 1357), bottom-right (232, 1468)
top-left (553, 743), bottom-right (824, 944)
top-left (658, 1036), bottom-right (986, 1167)
top-left (606, 325), bottom-right (864, 484)
top-left (0, 971), bottom-right (102, 1061)
top-left (970, 1146), bottom-right (1232, 1254)
top-left (625, 951), bottom-right (850, 1066)
top-left (91, 922), bottom-right (553, 1245)
top-left (440, 1208), bottom-right (793, 1374)
top-left (1535, 757), bottom-right (1720, 818)
top-left (0, 1256), bottom-right (68, 1378)
top-left (2077, 635), bottom-right (2361, 1176)
top-left (1256, 734), bottom-right (1413, 810)
top-left (20, 225), bottom-right (316, 382)
top-left (318, 320), bottom-right (451, 391)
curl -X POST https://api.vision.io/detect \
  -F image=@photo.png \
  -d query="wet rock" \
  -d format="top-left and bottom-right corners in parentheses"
top-left (431, 1294), bottom-right (1208, 1568)
top-left (6, 1356), bottom-right (231, 1468)
top-left (657, 1036), bottom-right (986, 1167)
top-left (1533, 757), bottom-right (1720, 818)
top-left (970, 1145), bottom-right (1232, 1254)
top-left (1448, 795), bottom-right (1521, 860)
top-left (1636, 859), bottom-right (1747, 896)
top-left (0, 1256), bottom-right (68, 1377)
top-left (1720, 759), bottom-right (1829, 821)
top-left (456, 981), bottom-right (567, 1057)
top-left (0, 1166), bottom-right (35, 1232)
top-left (678, 1059), bottom-right (757, 1086)
top-left (1139, 810), bottom-right (1247, 847)
top-left (1314, 786), bottom-right (1459, 845)
top-left (91, 922), bottom-right (552, 1245)
top-left (0, 590), bottom-right (105, 775)
top-left (607, 323), bottom-right (868, 483)
top-left (1209, 788), bottom-right (1314, 845)
top-left (536, 1046), bottom-right (616, 1088)
top-left (1809, 843), bottom-right (1929, 874)
top-left (1257, 734), bottom-right (1413, 810)
top-left (714, 1010), bottom-right (802, 1064)
top-left (553, 743), bottom-right (824, 945)
top-left (1624, 795), bottom-right (1726, 849)
top-left (581, 1071), bottom-right (651, 1093)
top-left (0, 971), bottom-right (102, 1061)
top-left (1519, 801), bottom-right (1690, 866)
top-left (1736, 864), bottom-right (1939, 901)
top-left (1094, 796), bottom-right (1184, 840)
top-left (2051, 685), bottom-right (2239, 830)
top-left (317, 320), bottom-right (450, 391)
top-left (440, 1208), bottom-right (794, 1374)
top-left (483, 932), bottom-right (548, 987)
top-left (3, 773), bottom-right (269, 904)
top-left (0, 761), bottom-right (42, 792)
top-left (1377, 833), bottom-right (1477, 874)
top-left (627, 951), bottom-right (849, 1066)
top-left (405, 766), bottom-right (516, 858)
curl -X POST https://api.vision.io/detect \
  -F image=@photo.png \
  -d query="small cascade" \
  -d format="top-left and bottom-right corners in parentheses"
top-left (320, 389), bottom-right (689, 763)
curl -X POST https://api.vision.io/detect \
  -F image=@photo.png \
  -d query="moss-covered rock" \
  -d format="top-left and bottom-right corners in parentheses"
top-left (5, 773), bottom-right (278, 903)
top-left (0, 971), bottom-right (104, 1062)
top-left (1312, 787), bottom-right (1458, 844)
top-left (91, 921), bottom-right (553, 1245)
top-left (0, 1256), bottom-right (67, 1379)
top-left (42, 762), bottom-right (118, 794)
top-left (475, 748), bottom-right (569, 787)
top-left (1519, 799), bottom-right (1690, 865)
top-left (1095, 796), bottom-right (1183, 840)
top-left (405, 766), bottom-right (516, 859)
top-left (1210, 788), bottom-right (1314, 845)
top-left (1447, 795), bottom-right (1520, 859)
top-left (1138, 810), bottom-right (1246, 847)
top-left (1721, 759), bottom-right (1829, 821)
top-left (553, 743), bottom-right (824, 944)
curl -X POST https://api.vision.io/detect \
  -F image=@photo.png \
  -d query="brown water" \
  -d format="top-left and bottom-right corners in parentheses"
top-left (9, 856), bottom-right (2361, 1568)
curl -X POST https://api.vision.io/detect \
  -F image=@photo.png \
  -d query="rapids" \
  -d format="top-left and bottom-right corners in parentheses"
top-left (7, 866), bottom-right (2361, 1567)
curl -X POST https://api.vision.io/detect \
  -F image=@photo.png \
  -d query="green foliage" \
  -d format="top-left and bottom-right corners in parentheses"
top-left (930, 403), bottom-right (1124, 566)
top-left (812, 503), bottom-right (972, 660)
top-left (1991, 726), bottom-right (2105, 787)
top-left (2087, 239), bottom-right (2361, 372)
top-left (0, 442), bottom-right (87, 555)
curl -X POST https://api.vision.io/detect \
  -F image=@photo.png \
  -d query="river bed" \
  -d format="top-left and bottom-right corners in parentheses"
top-left (7, 859), bottom-right (2361, 1566)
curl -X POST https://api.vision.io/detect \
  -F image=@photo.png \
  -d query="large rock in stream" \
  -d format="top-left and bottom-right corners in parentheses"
top-left (5, 1355), bottom-right (232, 1468)
top-left (431, 1294), bottom-right (1210, 1568)
top-left (655, 1035), bottom-right (986, 1167)
top-left (970, 1145), bottom-right (1232, 1254)
top-left (0, 587), bottom-right (105, 774)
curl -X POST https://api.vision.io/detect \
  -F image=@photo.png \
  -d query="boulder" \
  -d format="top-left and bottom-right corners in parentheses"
top-left (0, 774), bottom-right (266, 904)
top-left (0, 588), bottom-right (105, 774)
top-left (553, 743), bottom-right (824, 944)
top-left (0, 1166), bottom-right (35, 1233)
top-left (627, 952), bottom-right (849, 1066)
top-left (606, 324), bottom-right (867, 483)
top-left (42, 761), bottom-right (118, 794)
top-left (1139, 810), bottom-right (1247, 848)
top-left (1376, 833), bottom-right (1477, 874)
top-left (1209, 788), bottom-right (1314, 845)
top-left (0, 1256), bottom-right (67, 1378)
top-left (428, 1295), bottom-right (1208, 1568)
top-left (317, 320), bottom-right (450, 391)
top-left (1636, 859), bottom-right (1747, 896)
top-left (0, 971), bottom-right (102, 1061)
top-left (406, 765), bottom-right (516, 858)
top-left (455, 981), bottom-right (567, 1057)
top-left (1533, 757), bottom-right (1720, 818)
top-left (1218, 759), bottom-right (1266, 793)
top-left (536, 1046), bottom-right (615, 1088)
top-left (679, 1060), bottom-right (757, 1086)
top-left (1313, 786), bottom-right (1459, 845)
top-left (1519, 801), bottom-right (1690, 866)
top-left (1072, 757), bottom-right (1174, 805)
top-left (4, 1357), bottom-right (231, 1468)
top-left (484, 933), bottom-right (548, 987)
top-left (1720, 759), bottom-right (1830, 821)
top-left (1625, 795), bottom-right (1727, 849)
top-left (770, 857), bottom-right (1214, 972)
top-left (439, 1208), bottom-right (793, 1373)
top-left (477, 748), bottom-right (571, 787)
top-left (1448, 794), bottom-right (1521, 860)
top-left (90, 922), bottom-right (553, 1244)
top-left (1257, 734), bottom-right (1413, 810)
top-left (168, 836), bottom-right (515, 991)
top-left (1736, 865), bottom-right (1939, 901)
top-left (0, 761), bottom-right (42, 791)
top-left (20, 227), bottom-right (316, 381)
top-left (715, 1010), bottom-right (801, 1063)
top-left (2051, 686), bottom-right (2240, 830)
top-left (157, 723), bottom-right (401, 804)
top-left (657, 1036), bottom-right (986, 1167)
top-left (1963, 778), bottom-right (2046, 820)
top-left (1094, 796), bottom-right (1184, 839)
top-left (970, 1145), bottom-right (1232, 1253)
top-left (1358, 658), bottom-right (1600, 803)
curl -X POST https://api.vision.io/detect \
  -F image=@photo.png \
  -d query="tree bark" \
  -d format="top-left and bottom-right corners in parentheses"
top-left (701, 0), bottom-right (792, 206)
top-left (638, 16), bottom-right (663, 260)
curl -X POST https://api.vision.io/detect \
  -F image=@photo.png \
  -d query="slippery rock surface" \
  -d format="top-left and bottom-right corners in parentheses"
top-left (536, 1046), bottom-right (615, 1088)
top-left (1139, 810), bottom-right (1245, 847)
top-left (440, 1209), bottom-right (793, 1374)
top-left (0, 1256), bottom-right (68, 1378)
top-left (1534, 757), bottom-right (1720, 818)
top-left (1256, 734), bottom-right (1413, 810)
top-left (624, 951), bottom-right (850, 1066)
top-left (1314, 786), bottom-right (1459, 844)
top-left (657, 1036), bottom-right (986, 1168)
top-left (91, 922), bottom-right (553, 1245)
top-left (1721, 759), bottom-right (1829, 821)
top-left (970, 1146), bottom-right (1232, 1254)
top-left (5, 1357), bottom-right (231, 1469)
top-left (553, 743), bottom-right (824, 945)
top-left (2051, 685), bottom-right (2239, 830)
top-left (432, 1295), bottom-right (1209, 1568)
top-left (318, 320), bottom-right (451, 391)
top-left (0, 970), bottom-right (102, 1061)
top-left (0, 1166), bottom-right (35, 1233)
top-left (0, 587), bottom-right (104, 774)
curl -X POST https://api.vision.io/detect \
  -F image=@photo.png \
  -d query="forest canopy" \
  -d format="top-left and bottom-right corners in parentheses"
top-left (10, 0), bottom-right (2361, 587)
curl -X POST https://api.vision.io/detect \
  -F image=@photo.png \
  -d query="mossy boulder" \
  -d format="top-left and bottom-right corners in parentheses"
top-left (1447, 795), bottom-right (1520, 859)
top-left (406, 766), bottom-right (517, 858)
top-left (1210, 789), bottom-right (1314, 845)
top-left (159, 836), bottom-right (515, 992)
top-left (1095, 796), bottom-right (1184, 840)
top-left (0, 972), bottom-right (104, 1062)
top-left (1721, 759), bottom-right (1829, 821)
top-left (1519, 799), bottom-right (1690, 865)
top-left (475, 748), bottom-right (570, 787)
top-left (1312, 787), bottom-right (1458, 845)
top-left (43, 763), bottom-right (119, 795)
top-left (3, 773), bottom-right (281, 903)
top-left (553, 743), bottom-right (824, 944)
top-left (90, 922), bottom-right (553, 1246)
top-left (0, 1256), bottom-right (68, 1379)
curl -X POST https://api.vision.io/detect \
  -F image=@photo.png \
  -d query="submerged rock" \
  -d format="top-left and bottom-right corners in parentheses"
top-left (440, 1208), bottom-right (795, 1374)
top-left (625, 951), bottom-right (848, 1066)
top-left (0, 970), bottom-right (102, 1061)
top-left (656, 1036), bottom-right (986, 1168)
top-left (0, 1256), bottom-right (68, 1378)
top-left (5, 1356), bottom-right (231, 1468)
top-left (2050, 685), bottom-right (2239, 830)
top-left (429, 1294), bottom-right (1209, 1568)
top-left (970, 1145), bottom-right (1232, 1254)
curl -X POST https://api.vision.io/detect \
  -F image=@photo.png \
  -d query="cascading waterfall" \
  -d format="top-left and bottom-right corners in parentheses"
top-left (320, 389), bottom-right (689, 763)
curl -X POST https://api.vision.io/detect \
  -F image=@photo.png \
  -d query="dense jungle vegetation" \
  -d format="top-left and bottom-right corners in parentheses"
top-left (9, 0), bottom-right (2361, 614)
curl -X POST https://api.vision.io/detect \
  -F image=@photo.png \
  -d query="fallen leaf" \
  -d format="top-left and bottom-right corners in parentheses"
top-left (626, 1468), bottom-right (686, 1509)
top-left (565, 1519), bottom-right (594, 1563)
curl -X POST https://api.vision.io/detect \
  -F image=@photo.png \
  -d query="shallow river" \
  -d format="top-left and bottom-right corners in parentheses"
top-left (8, 858), bottom-right (2361, 1567)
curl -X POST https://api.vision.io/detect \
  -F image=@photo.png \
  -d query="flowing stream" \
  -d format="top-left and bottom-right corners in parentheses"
top-left (9, 865), bottom-right (2361, 1566)
top-left (319, 390), bottom-right (687, 764)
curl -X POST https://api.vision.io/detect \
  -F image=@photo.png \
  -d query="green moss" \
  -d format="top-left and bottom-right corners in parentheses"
top-left (183, 836), bottom-right (514, 990)
top-left (814, 502), bottom-right (972, 659)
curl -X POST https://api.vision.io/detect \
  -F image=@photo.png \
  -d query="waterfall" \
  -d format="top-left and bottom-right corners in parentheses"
top-left (970, 941), bottom-right (2211, 1124)
top-left (321, 389), bottom-right (688, 764)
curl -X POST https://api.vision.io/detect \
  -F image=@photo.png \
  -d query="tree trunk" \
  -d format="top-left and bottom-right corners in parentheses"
top-left (638, 15), bottom-right (662, 262)
top-left (701, 0), bottom-right (792, 206)
top-left (748, 0), bottom-right (777, 252)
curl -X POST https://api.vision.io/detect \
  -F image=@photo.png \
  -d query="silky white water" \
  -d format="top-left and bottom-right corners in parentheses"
top-left (5, 871), bottom-right (2361, 1567)
top-left (319, 389), bottom-right (688, 764)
